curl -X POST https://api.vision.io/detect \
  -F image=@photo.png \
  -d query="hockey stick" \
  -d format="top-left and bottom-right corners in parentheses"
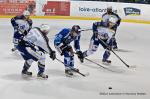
top-left (98, 38), bottom-right (130, 68)
top-left (74, 52), bottom-right (116, 72)
top-left (79, 28), bottom-right (92, 32)
top-left (111, 50), bottom-right (130, 68)
top-left (84, 57), bottom-right (116, 72)
top-left (55, 58), bottom-right (87, 77)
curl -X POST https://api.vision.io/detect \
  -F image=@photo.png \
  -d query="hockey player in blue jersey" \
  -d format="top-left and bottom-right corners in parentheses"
top-left (83, 17), bottom-right (117, 64)
top-left (11, 10), bottom-right (33, 51)
top-left (102, 6), bottom-right (121, 50)
top-left (54, 25), bottom-right (84, 76)
top-left (16, 24), bottom-right (56, 79)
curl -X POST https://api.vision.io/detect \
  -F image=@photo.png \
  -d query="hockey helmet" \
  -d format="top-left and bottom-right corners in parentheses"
top-left (107, 6), bottom-right (112, 14)
top-left (71, 25), bottom-right (81, 33)
top-left (40, 24), bottom-right (50, 34)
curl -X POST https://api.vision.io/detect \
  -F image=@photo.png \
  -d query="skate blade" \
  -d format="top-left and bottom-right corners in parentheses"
top-left (21, 74), bottom-right (32, 78)
top-left (65, 73), bottom-right (74, 77)
top-left (37, 76), bottom-right (48, 80)
top-left (129, 65), bottom-right (137, 68)
top-left (102, 62), bottom-right (111, 66)
top-left (113, 49), bottom-right (132, 52)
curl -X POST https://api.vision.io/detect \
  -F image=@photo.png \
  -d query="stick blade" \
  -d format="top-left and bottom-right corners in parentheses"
top-left (128, 65), bottom-right (137, 68)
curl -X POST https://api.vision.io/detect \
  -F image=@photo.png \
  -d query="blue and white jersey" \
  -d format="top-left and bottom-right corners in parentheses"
top-left (54, 28), bottom-right (81, 51)
top-left (11, 15), bottom-right (32, 46)
top-left (93, 22), bottom-right (115, 43)
top-left (23, 27), bottom-right (51, 54)
top-left (102, 12), bottom-right (121, 31)
top-left (93, 21), bottom-right (116, 33)
top-left (97, 27), bottom-right (115, 42)
top-left (11, 15), bottom-right (32, 32)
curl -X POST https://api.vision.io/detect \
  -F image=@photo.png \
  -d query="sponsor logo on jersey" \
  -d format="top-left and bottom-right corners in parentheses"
top-left (124, 7), bottom-right (140, 16)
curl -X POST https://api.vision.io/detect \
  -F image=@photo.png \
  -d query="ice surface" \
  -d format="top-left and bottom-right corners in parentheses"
top-left (0, 18), bottom-right (150, 99)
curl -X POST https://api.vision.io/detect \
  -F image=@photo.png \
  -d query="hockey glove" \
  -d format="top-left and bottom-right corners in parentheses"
top-left (60, 45), bottom-right (72, 55)
top-left (106, 45), bottom-right (112, 51)
top-left (62, 38), bottom-right (70, 45)
top-left (50, 50), bottom-right (56, 60)
top-left (93, 31), bottom-right (98, 38)
top-left (76, 51), bottom-right (84, 63)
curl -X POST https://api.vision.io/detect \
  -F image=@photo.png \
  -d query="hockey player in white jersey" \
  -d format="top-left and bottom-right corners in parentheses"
top-left (16, 24), bottom-right (56, 79)
top-left (83, 17), bottom-right (117, 64)
top-left (11, 10), bottom-right (32, 51)
top-left (102, 6), bottom-right (121, 50)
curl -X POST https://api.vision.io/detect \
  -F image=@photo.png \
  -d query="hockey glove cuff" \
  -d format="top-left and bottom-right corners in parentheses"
top-left (50, 50), bottom-right (56, 60)
top-left (76, 51), bottom-right (84, 63)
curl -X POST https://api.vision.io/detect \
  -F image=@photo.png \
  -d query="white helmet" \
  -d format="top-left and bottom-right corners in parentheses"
top-left (23, 10), bottom-right (30, 16)
top-left (107, 6), bottom-right (112, 10)
top-left (40, 24), bottom-right (50, 34)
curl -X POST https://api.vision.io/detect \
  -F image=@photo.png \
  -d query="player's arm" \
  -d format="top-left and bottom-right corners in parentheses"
top-left (74, 35), bottom-right (80, 52)
top-left (11, 16), bottom-right (19, 29)
top-left (74, 35), bottom-right (84, 63)
top-left (101, 13), bottom-right (108, 22)
top-left (113, 13), bottom-right (121, 26)
top-left (44, 37), bottom-right (56, 60)
top-left (55, 29), bottom-right (72, 55)
top-left (92, 22), bottom-right (100, 38)
top-left (27, 19), bottom-right (33, 31)
top-left (11, 15), bottom-right (24, 28)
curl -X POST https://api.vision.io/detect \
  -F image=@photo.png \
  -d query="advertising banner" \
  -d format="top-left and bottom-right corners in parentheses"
top-left (42, 1), bottom-right (70, 16)
top-left (70, 1), bottom-right (150, 21)
top-left (0, 0), bottom-right (35, 15)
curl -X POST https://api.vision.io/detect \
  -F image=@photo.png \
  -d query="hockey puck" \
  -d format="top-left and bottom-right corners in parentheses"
top-left (108, 87), bottom-right (112, 89)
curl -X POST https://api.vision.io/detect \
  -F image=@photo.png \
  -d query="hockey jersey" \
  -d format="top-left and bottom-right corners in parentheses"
top-left (92, 22), bottom-right (115, 43)
top-left (54, 28), bottom-right (81, 51)
top-left (23, 27), bottom-right (52, 54)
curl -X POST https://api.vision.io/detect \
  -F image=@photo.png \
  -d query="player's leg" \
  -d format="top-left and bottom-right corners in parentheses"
top-left (99, 39), bottom-right (112, 64)
top-left (26, 48), bottom-right (48, 79)
top-left (64, 51), bottom-right (75, 76)
top-left (17, 45), bottom-right (37, 76)
top-left (22, 59), bottom-right (34, 76)
top-left (102, 50), bottom-right (111, 64)
top-left (25, 47), bottom-right (48, 78)
top-left (37, 52), bottom-right (48, 79)
top-left (83, 38), bottom-right (99, 57)
top-left (112, 35), bottom-right (118, 50)
top-left (18, 45), bottom-right (48, 78)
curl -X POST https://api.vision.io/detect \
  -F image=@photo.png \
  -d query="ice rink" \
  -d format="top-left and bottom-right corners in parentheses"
top-left (0, 18), bottom-right (150, 99)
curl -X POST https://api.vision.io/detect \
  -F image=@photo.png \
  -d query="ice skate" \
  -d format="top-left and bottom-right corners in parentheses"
top-left (22, 70), bottom-right (32, 77)
top-left (102, 59), bottom-right (111, 65)
top-left (65, 69), bottom-right (73, 77)
top-left (37, 73), bottom-right (48, 79)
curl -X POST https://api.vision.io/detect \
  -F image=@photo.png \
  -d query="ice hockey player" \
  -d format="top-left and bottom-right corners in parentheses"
top-left (83, 17), bottom-right (117, 64)
top-left (16, 24), bottom-right (56, 79)
top-left (11, 10), bottom-right (32, 52)
top-left (54, 25), bottom-right (84, 76)
top-left (102, 6), bottom-right (121, 50)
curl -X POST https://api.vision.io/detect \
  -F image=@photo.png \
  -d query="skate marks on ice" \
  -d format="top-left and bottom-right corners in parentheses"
top-left (97, 58), bottom-right (137, 70)
top-left (1, 73), bottom-right (36, 81)
top-left (3, 50), bottom-right (22, 60)
top-left (46, 69), bottom-right (89, 78)
top-left (113, 48), bottom-right (133, 52)
top-left (46, 69), bottom-right (67, 77)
